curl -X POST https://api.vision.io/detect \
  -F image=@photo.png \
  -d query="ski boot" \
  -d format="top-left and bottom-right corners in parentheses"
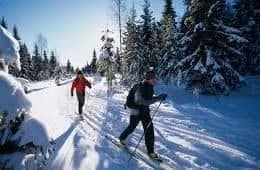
top-left (119, 139), bottom-right (126, 148)
top-left (148, 152), bottom-right (162, 162)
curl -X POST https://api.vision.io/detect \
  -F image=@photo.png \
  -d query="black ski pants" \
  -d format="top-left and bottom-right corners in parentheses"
top-left (76, 92), bottom-right (85, 114)
top-left (119, 107), bottom-right (155, 154)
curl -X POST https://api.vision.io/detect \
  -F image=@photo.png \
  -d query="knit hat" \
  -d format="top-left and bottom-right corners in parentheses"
top-left (77, 70), bottom-right (83, 75)
top-left (145, 71), bottom-right (156, 80)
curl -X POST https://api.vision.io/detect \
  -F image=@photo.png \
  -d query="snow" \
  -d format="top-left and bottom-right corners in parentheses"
top-left (17, 75), bottom-right (260, 169)
top-left (206, 49), bottom-right (220, 69)
top-left (0, 25), bottom-right (50, 169)
top-left (11, 116), bottom-right (49, 154)
top-left (214, 21), bottom-right (241, 34)
top-left (0, 71), bottom-right (31, 121)
top-left (194, 60), bottom-right (207, 73)
top-left (0, 26), bottom-right (20, 69)
top-left (0, 73), bottom-right (49, 169)
top-left (176, 46), bottom-right (201, 69)
top-left (211, 72), bottom-right (224, 83)
top-left (208, 1), bottom-right (220, 18)
top-left (193, 22), bottom-right (204, 32)
top-left (16, 77), bottom-right (30, 86)
top-left (216, 30), bottom-right (248, 43)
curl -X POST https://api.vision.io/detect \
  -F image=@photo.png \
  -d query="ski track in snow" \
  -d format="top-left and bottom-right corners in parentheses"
top-left (27, 77), bottom-right (260, 170)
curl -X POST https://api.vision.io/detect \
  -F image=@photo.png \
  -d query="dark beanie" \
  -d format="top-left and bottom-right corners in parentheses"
top-left (77, 70), bottom-right (83, 75)
top-left (145, 71), bottom-right (156, 80)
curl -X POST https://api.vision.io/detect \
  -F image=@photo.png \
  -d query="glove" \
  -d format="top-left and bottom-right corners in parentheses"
top-left (159, 93), bottom-right (167, 100)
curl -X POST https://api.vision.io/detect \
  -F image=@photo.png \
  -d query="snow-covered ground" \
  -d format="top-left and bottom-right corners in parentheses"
top-left (26, 76), bottom-right (260, 170)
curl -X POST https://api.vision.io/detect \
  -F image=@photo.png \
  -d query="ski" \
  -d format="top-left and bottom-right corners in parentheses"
top-left (80, 114), bottom-right (177, 170)
top-left (106, 135), bottom-right (177, 170)
top-left (74, 112), bottom-right (84, 121)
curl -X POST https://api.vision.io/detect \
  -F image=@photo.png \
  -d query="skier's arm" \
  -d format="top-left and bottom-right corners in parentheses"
top-left (71, 80), bottom-right (76, 96)
top-left (85, 79), bottom-right (91, 89)
top-left (137, 96), bottom-right (160, 106)
top-left (135, 88), bottom-right (160, 106)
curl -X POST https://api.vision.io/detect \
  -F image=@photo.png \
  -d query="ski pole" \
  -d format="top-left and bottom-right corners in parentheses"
top-left (127, 100), bottom-right (162, 163)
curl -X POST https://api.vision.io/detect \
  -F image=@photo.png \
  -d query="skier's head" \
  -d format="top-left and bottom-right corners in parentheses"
top-left (77, 70), bottom-right (83, 75)
top-left (145, 71), bottom-right (156, 85)
top-left (77, 70), bottom-right (83, 78)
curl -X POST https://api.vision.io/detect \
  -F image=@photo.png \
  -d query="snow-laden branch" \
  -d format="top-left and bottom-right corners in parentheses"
top-left (0, 26), bottom-right (20, 70)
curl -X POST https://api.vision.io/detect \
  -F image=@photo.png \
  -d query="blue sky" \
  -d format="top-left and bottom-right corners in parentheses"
top-left (0, 0), bottom-right (185, 67)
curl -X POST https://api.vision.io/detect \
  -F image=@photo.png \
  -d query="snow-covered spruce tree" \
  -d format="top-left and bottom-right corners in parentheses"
top-left (97, 29), bottom-right (117, 91)
top-left (176, 0), bottom-right (248, 95)
top-left (151, 21), bottom-right (164, 70)
top-left (49, 50), bottom-right (58, 77)
top-left (19, 43), bottom-right (34, 80)
top-left (32, 45), bottom-right (44, 81)
top-left (90, 49), bottom-right (97, 74)
top-left (13, 25), bottom-right (21, 41)
top-left (1, 16), bottom-right (8, 29)
top-left (66, 59), bottom-right (72, 74)
top-left (158, 0), bottom-right (181, 83)
top-left (83, 62), bottom-right (92, 74)
top-left (234, 0), bottom-right (260, 74)
top-left (42, 50), bottom-right (50, 79)
top-left (122, 4), bottom-right (144, 84)
top-left (0, 25), bottom-right (49, 169)
top-left (140, 0), bottom-right (155, 69)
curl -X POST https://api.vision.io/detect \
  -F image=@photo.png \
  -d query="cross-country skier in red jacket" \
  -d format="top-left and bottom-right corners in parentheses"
top-left (71, 71), bottom-right (91, 119)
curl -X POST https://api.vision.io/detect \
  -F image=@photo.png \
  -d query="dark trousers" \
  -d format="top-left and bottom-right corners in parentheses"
top-left (76, 92), bottom-right (85, 114)
top-left (119, 108), bottom-right (155, 153)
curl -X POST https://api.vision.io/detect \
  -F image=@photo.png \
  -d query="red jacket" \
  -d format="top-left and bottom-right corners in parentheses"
top-left (71, 77), bottom-right (91, 95)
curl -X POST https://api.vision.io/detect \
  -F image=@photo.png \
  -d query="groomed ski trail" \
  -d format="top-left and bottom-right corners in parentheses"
top-left (27, 77), bottom-right (260, 170)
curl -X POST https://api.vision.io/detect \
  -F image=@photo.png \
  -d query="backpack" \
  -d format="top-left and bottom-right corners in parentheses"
top-left (125, 83), bottom-right (141, 109)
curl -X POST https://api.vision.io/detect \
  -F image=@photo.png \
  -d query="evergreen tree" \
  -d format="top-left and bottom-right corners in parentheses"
top-left (83, 62), bottom-right (91, 74)
top-left (179, 11), bottom-right (189, 34)
top-left (234, 0), bottom-right (260, 74)
top-left (176, 0), bottom-right (247, 95)
top-left (66, 59), bottom-right (72, 74)
top-left (1, 16), bottom-right (8, 29)
top-left (49, 51), bottom-right (58, 77)
top-left (149, 21), bottom-right (161, 70)
top-left (180, 0), bottom-right (192, 35)
top-left (32, 45), bottom-right (44, 80)
top-left (42, 50), bottom-right (50, 79)
top-left (158, 0), bottom-right (179, 82)
top-left (139, 0), bottom-right (155, 69)
top-left (90, 49), bottom-right (97, 74)
top-left (162, 0), bottom-right (177, 27)
top-left (19, 43), bottom-right (34, 80)
top-left (8, 64), bottom-right (20, 77)
top-left (122, 4), bottom-right (143, 83)
top-left (97, 29), bottom-right (116, 91)
top-left (13, 25), bottom-right (21, 41)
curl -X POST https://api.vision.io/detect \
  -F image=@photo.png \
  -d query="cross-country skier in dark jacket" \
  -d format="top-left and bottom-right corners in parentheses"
top-left (119, 71), bottom-right (167, 159)
top-left (71, 71), bottom-right (91, 119)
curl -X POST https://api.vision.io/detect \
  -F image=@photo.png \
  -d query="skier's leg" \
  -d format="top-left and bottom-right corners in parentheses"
top-left (141, 111), bottom-right (154, 154)
top-left (119, 115), bottom-right (140, 140)
top-left (80, 93), bottom-right (85, 114)
top-left (77, 93), bottom-right (84, 114)
top-left (76, 93), bottom-right (80, 114)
